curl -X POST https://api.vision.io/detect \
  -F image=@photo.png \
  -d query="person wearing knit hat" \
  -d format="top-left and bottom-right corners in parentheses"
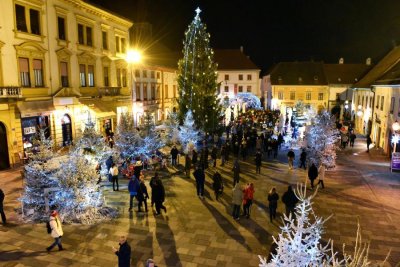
top-left (46, 210), bottom-right (64, 252)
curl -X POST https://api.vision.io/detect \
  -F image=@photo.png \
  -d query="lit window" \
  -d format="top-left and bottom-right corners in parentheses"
top-left (19, 58), bottom-right (30, 87)
top-left (306, 92), bottom-right (311, 100)
top-left (79, 64), bottom-right (86, 87)
top-left (33, 59), bottom-right (43, 87)
top-left (278, 92), bottom-right (283, 100)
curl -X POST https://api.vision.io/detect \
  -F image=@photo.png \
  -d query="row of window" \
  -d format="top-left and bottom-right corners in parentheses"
top-left (223, 85), bottom-right (252, 93)
top-left (224, 74), bottom-right (253, 81)
top-left (133, 84), bottom-right (177, 101)
top-left (277, 91), bottom-right (324, 101)
top-left (135, 70), bottom-right (161, 79)
top-left (16, 4), bottom-right (127, 52)
top-left (357, 95), bottom-right (374, 110)
top-left (18, 57), bottom-right (128, 88)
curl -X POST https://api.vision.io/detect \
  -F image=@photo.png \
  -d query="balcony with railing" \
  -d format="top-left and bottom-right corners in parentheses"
top-left (98, 87), bottom-right (122, 97)
top-left (0, 87), bottom-right (22, 98)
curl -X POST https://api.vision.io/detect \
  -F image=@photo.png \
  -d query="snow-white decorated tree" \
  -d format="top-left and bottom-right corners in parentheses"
top-left (162, 111), bottom-right (180, 146)
top-left (21, 128), bottom-right (60, 221)
top-left (114, 112), bottom-right (143, 159)
top-left (303, 111), bottom-right (340, 168)
top-left (259, 184), bottom-right (390, 266)
top-left (179, 110), bottom-right (202, 153)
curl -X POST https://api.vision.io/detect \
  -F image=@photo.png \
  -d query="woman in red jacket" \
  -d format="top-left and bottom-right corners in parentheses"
top-left (243, 183), bottom-right (255, 218)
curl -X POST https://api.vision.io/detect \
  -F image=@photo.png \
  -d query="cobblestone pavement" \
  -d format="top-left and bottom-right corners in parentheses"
top-left (0, 136), bottom-right (399, 266)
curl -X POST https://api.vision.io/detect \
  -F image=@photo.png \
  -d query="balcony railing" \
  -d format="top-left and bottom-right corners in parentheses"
top-left (98, 87), bottom-right (121, 97)
top-left (0, 87), bottom-right (22, 98)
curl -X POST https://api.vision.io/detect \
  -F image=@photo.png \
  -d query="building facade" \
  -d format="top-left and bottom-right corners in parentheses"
top-left (0, 0), bottom-right (132, 169)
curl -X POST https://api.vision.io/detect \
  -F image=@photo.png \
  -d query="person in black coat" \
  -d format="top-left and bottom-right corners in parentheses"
top-left (192, 150), bottom-right (198, 167)
top-left (211, 146), bottom-right (218, 167)
top-left (0, 188), bottom-right (6, 224)
top-left (308, 163), bottom-right (318, 189)
top-left (113, 236), bottom-right (131, 267)
top-left (299, 149), bottom-right (307, 170)
top-left (282, 185), bottom-right (298, 218)
top-left (151, 176), bottom-right (166, 215)
top-left (137, 178), bottom-right (149, 212)
top-left (232, 159), bottom-right (241, 186)
top-left (170, 146), bottom-right (179, 166)
top-left (212, 171), bottom-right (223, 200)
top-left (268, 187), bottom-right (279, 222)
top-left (193, 165), bottom-right (205, 198)
top-left (255, 149), bottom-right (262, 174)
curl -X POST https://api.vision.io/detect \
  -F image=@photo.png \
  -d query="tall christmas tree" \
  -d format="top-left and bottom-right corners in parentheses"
top-left (177, 8), bottom-right (222, 133)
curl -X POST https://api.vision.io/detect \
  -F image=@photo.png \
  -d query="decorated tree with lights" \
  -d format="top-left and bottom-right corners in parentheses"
top-left (114, 112), bottom-right (143, 159)
top-left (177, 8), bottom-right (222, 133)
top-left (162, 111), bottom-right (180, 145)
top-left (303, 111), bottom-right (340, 168)
top-left (179, 110), bottom-right (202, 153)
top-left (21, 128), bottom-right (60, 221)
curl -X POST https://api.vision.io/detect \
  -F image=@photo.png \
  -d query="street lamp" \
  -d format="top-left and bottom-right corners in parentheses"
top-left (126, 49), bottom-right (142, 126)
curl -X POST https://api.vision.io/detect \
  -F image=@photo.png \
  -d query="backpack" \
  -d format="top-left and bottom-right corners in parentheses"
top-left (46, 221), bottom-right (52, 234)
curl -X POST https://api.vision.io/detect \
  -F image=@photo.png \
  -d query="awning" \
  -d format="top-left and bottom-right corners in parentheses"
top-left (80, 100), bottom-right (116, 119)
top-left (17, 100), bottom-right (55, 118)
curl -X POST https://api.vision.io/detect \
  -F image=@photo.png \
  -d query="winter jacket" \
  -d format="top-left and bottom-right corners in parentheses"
top-left (109, 166), bottom-right (119, 176)
top-left (308, 165), bottom-right (319, 180)
top-left (318, 165), bottom-right (326, 180)
top-left (232, 185), bottom-right (243, 205)
top-left (211, 148), bottom-right (218, 160)
top-left (232, 162), bottom-right (240, 178)
top-left (128, 178), bottom-right (140, 196)
top-left (243, 184), bottom-right (255, 204)
top-left (255, 152), bottom-right (262, 166)
top-left (0, 189), bottom-right (4, 208)
top-left (115, 241), bottom-right (131, 267)
top-left (212, 173), bottom-right (223, 191)
top-left (171, 148), bottom-right (179, 159)
top-left (193, 169), bottom-right (205, 184)
top-left (49, 216), bottom-right (63, 238)
top-left (300, 151), bottom-right (307, 161)
top-left (136, 181), bottom-right (149, 201)
top-left (282, 189), bottom-right (298, 208)
top-left (268, 192), bottom-right (279, 208)
top-left (287, 150), bottom-right (295, 159)
top-left (152, 179), bottom-right (165, 203)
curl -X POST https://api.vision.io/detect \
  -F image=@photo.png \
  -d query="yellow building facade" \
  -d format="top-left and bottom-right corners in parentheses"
top-left (0, 0), bottom-right (132, 169)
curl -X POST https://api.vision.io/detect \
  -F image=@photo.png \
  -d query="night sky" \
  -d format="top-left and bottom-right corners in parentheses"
top-left (91, 0), bottom-right (400, 72)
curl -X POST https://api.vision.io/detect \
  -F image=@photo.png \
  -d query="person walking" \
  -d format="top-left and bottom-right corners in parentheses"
top-left (349, 132), bottom-right (356, 147)
top-left (232, 183), bottom-right (243, 220)
top-left (287, 149), bottom-right (295, 170)
top-left (299, 149), bottom-right (307, 170)
top-left (170, 146), bottom-right (179, 166)
top-left (46, 210), bottom-right (64, 252)
top-left (242, 183), bottom-right (255, 219)
top-left (211, 145), bottom-right (218, 167)
top-left (267, 187), bottom-right (279, 223)
top-left (185, 154), bottom-right (192, 177)
top-left (212, 171), bottom-right (223, 201)
top-left (255, 149), bottom-right (262, 174)
top-left (317, 164), bottom-right (326, 189)
top-left (193, 165), bottom-right (205, 199)
top-left (106, 156), bottom-right (113, 182)
top-left (109, 163), bottom-right (119, 191)
top-left (192, 150), bottom-right (198, 168)
top-left (128, 175), bottom-right (140, 212)
top-left (0, 188), bottom-right (6, 225)
top-left (282, 185), bottom-right (298, 218)
top-left (113, 236), bottom-right (131, 267)
top-left (341, 133), bottom-right (349, 148)
top-left (220, 144), bottom-right (226, 166)
top-left (137, 177), bottom-right (149, 212)
top-left (232, 159), bottom-right (241, 186)
top-left (152, 177), bottom-right (167, 215)
top-left (308, 163), bottom-right (319, 189)
top-left (367, 135), bottom-right (372, 152)
top-left (149, 173), bottom-right (159, 207)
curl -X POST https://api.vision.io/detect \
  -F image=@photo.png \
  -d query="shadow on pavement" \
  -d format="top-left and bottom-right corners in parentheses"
top-left (201, 200), bottom-right (252, 252)
top-left (0, 250), bottom-right (47, 261)
top-left (154, 215), bottom-right (181, 267)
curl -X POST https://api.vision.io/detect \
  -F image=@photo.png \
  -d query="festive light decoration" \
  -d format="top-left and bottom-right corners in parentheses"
top-left (177, 7), bottom-right (222, 132)
top-left (259, 183), bottom-right (390, 266)
top-left (179, 110), bottom-right (202, 152)
top-left (303, 111), bottom-right (340, 169)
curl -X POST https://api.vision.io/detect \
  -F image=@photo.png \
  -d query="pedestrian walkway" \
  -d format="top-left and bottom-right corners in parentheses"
top-left (0, 139), bottom-right (399, 266)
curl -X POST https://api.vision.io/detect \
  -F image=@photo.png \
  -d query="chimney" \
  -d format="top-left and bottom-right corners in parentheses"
top-left (339, 58), bottom-right (344, 64)
top-left (240, 46), bottom-right (243, 53)
top-left (366, 57), bottom-right (371, 66)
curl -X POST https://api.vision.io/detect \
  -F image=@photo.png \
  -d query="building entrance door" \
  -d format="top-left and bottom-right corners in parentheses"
top-left (377, 127), bottom-right (381, 148)
top-left (0, 122), bottom-right (10, 170)
top-left (61, 114), bottom-right (73, 146)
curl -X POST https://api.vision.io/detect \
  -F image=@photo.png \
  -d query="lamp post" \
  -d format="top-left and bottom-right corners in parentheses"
top-left (126, 49), bottom-right (142, 126)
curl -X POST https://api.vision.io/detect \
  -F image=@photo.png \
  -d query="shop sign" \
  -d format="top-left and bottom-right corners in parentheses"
top-left (391, 152), bottom-right (400, 172)
top-left (23, 126), bottom-right (36, 135)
